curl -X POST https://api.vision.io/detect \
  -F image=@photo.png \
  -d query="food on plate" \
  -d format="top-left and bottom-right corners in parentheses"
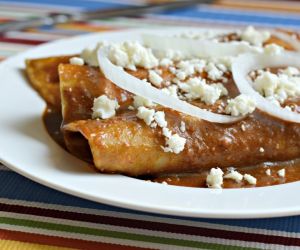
top-left (26, 55), bottom-right (74, 109)
top-left (25, 26), bottom-right (300, 188)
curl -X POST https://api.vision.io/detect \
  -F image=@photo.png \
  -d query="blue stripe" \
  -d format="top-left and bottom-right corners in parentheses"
top-left (159, 6), bottom-right (300, 28)
top-left (0, 171), bottom-right (124, 211)
top-left (1, 170), bottom-right (300, 233)
top-left (0, 0), bottom-right (126, 11)
top-left (36, 26), bottom-right (89, 35)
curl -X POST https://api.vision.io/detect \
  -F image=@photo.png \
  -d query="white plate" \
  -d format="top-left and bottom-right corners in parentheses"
top-left (0, 28), bottom-right (300, 219)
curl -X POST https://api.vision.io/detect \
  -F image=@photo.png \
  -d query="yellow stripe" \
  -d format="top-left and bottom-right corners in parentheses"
top-left (216, 0), bottom-right (300, 13)
top-left (56, 23), bottom-right (117, 32)
top-left (0, 239), bottom-right (74, 250)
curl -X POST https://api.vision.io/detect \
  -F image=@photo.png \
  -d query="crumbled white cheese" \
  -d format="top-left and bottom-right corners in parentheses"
top-left (278, 74), bottom-right (300, 100)
top-left (150, 122), bottom-right (157, 128)
top-left (249, 71), bottom-right (256, 79)
top-left (161, 85), bottom-right (179, 99)
top-left (205, 62), bottom-right (224, 80)
top-left (109, 43), bottom-right (132, 69)
top-left (265, 96), bottom-right (281, 106)
top-left (213, 83), bottom-right (229, 96)
top-left (92, 95), bottom-right (119, 119)
top-left (155, 69), bottom-right (162, 75)
top-left (181, 78), bottom-right (228, 105)
top-left (172, 77), bottom-right (181, 85)
top-left (81, 48), bottom-right (98, 66)
top-left (121, 93), bottom-right (127, 102)
top-left (82, 40), bottom-right (159, 69)
top-left (275, 86), bottom-right (289, 103)
top-left (284, 106), bottom-right (292, 112)
top-left (176, 60), bottom-right (199, 76)
top-left (259, 147), bottom-right (265, 153)
top-left (244, 174), bottom-right (257, 185)
top-left (280, 67), bottom-right (300, 77)
top-left (163, 133), bottom-right (186, 154)
top-left (153, 111), bottom-right (167, 128)
top-left (240, 26), bottom-right (270, 46)
top-left (256, 69), bottom-right (264, 76)
top-left (216, 63), bottom-right (227, 73)
top-left (253, 71), bottom-right (279, 97)
top-left (201, 83), bottom-right (227, 105)
top-left (122, 41), bottom-right (159, 69)
top-left (253, 69), bottom-right (300, 103)
top-left (180, 121), bottom-right (186, 133)
top-left (81, 41), bottom-right (108, 66)
top-left (160, 58), bottom-right (173, 67)
top-left (69, 56), bottom-right (84, 66)
top-left (264, 44), bottom-right (284, 55)
top-left (241, 124), bottom-right (246, 131)
top-left (169, 66), bottom-right (177, 74)
top-left (225, 94), bottom-right (256, 116)
top-left (194, 62), bottom-right (206, 73)
top-left (136, 106), bottom-right (155, 125)
top-left (216, 56), bottom-right (234, 71)
top-left (133, 95), bottom-right (156, 108)
top-left (162, 127), bottom-right (172, 138)
top-left (136, 107), bottom-right (184, 153)
top-left (206, 168), bottom-right (224, 189)
top-left (195, 84), bottom-right (220, 104)
top-left (266, 169), bottom-right (271, 176)
top-left (277, 168), bottom-right (286, 178)
top-left (227, 166), bottom-right (236, 172)
top-left (148, 70), bottom-right (163, 87)
top-left (224, 170), bottom-right (243, 183)
top-left (176, 71), bottom-right (187, 81)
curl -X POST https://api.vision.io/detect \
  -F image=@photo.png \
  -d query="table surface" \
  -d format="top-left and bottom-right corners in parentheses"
top-left (1, 0), bottom-right (300, 249)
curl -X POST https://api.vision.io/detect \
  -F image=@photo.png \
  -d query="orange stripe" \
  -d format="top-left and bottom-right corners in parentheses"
top-left (216, 0), bottom-right (300, 13)
top-left (0, 229), bottom-right (146, 250)
top-left (0, 239), bottom-right (73, 250)
top-left (56, 23), bottom-right (119, 32)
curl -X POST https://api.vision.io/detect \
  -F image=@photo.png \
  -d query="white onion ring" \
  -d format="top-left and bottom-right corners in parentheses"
top-left (97, 47), bottom-right (241, 123)
top-left (142, 34), bottom-right (261, 59)
top-left (143, 30), bottom-right (300, 58)
top-left (232, 52), bottom-right (300, 123)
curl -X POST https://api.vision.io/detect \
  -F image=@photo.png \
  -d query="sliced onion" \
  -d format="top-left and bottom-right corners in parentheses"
top-left (232, 52), bottom-right (300, 123)
top-left (142, 34), bottom-right (261, 59)
top-left (272, 31), bottom-right (300, 51)
top-left (97, 47), bottom-right (241, 123)
top-left (143, 30), bottom-right (300, 57)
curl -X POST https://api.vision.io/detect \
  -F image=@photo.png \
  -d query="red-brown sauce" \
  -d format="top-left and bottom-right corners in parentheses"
top-left (43, 107), bottom-right (300, 189)
top-left (152, 160), bottom-right (300, 188)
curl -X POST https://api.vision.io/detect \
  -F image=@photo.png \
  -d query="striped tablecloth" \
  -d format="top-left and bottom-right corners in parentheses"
top-left (1, 1), bottom-right (300, 249)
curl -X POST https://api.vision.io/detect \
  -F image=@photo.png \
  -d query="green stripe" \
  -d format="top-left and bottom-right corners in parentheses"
top-left (0, 217), bottom-right (259, 250)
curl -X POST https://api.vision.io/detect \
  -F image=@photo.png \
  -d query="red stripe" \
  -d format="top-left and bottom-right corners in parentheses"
top-left (0, 202), bottom-right (299, 246)
top-left (0, 18), bottom-right (13, 22)
top-left (0, 36), bottom-right (45, 45)
top-left (0, 228), bottom-right (146, 250)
